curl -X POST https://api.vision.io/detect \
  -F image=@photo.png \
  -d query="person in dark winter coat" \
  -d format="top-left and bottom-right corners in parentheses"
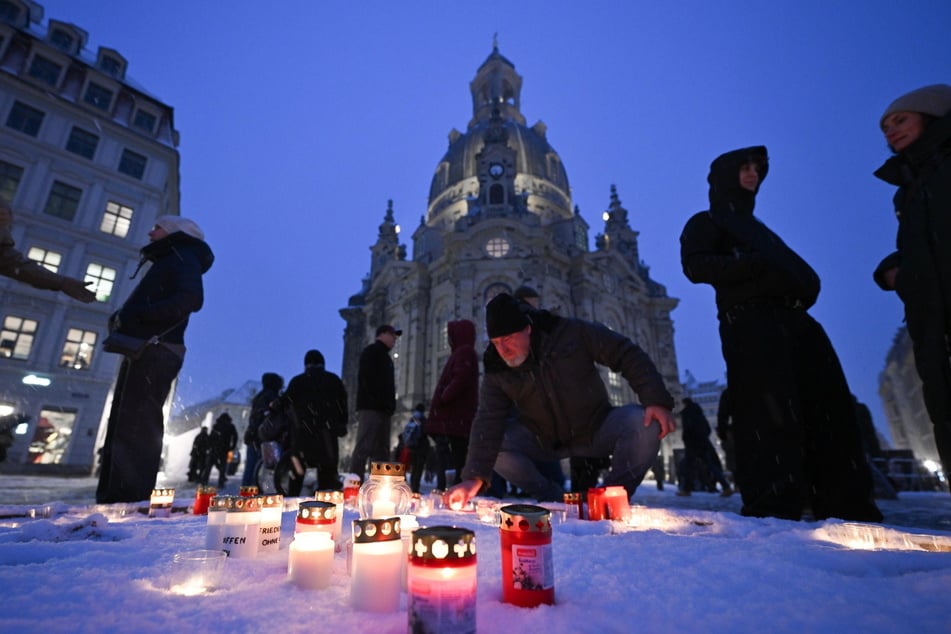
top-left (426, 319), bottom-right (479, 490)
top-left (445, 292), bottom-right (676, 507)
top-left (680, 146), bottom-right (881, 522)
top-left (187, 427), bottom-right (209, 482)
top-left (677, 398), bottom-right (732, 497)
top-left (243, 372), bottom-right (284, 487)
top-left (0, 199), bottom-right (96, 302)
top-left (397, 403), bottom-right (429, 493)
top-left (349, 325), bottom-right (400, 480)
top-left (203, 413), bottom-right (238, 488)
top-left (279, 350), bottom-right (348, 492)
top-left (96, 216), bottom-right (213, 504)
top-left (873, 84), bottom-right (951, 489)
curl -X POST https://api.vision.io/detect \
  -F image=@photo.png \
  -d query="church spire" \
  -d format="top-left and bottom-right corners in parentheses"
top-left (469, 40), bottom-right (525, 127)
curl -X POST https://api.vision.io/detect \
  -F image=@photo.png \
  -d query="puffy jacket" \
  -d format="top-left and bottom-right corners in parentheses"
top-left (426, 319), bottom-right (479, 438)
top-left (112, 231), bottom-right (214, 344)
top-left (680, 146), bottom-right (820, 317)
top-left (461, 310), bottom-right (674, 484)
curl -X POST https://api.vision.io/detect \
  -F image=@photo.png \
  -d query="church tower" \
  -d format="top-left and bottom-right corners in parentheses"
top-left (340, 45), bottom-right (682, 461)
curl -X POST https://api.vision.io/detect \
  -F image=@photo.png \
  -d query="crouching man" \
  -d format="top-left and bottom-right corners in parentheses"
top-left (445, 292), bottom-right (676, 508)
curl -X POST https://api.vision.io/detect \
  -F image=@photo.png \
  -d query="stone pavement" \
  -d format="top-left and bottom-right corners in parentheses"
top-left (1, 473), bottom-right (949, 533)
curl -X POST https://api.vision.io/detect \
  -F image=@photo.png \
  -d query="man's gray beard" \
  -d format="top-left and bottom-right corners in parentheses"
top-left (503, 352), bottom-right (529, 368)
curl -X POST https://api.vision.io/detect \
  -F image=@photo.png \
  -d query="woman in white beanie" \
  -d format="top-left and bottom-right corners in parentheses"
top-left (873, 84), bottom-right (951, 491)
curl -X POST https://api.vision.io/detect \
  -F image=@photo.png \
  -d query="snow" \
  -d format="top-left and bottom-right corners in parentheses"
top-left (1, 479), bottom-right (950, 634)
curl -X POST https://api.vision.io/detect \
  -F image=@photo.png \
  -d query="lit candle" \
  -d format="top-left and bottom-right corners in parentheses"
top-left (220, 496), bottom-right (261, 559)
top-left (499, 504), bottom-right (554, 607)
top-left (586, 486), bottom-right (630, 522)
top-left (296, 500), bottom-right (336, 538)
top-left (315, 490), bottom-right (345, 550)
top-left (350, 517), bottom-right (403, 612)
top-left (357, 461), bottom-right (413, 519)
top-left (149, 488), bottom-right (175, 518)
top-left (343, 476), bottom-right (361, 509)
top-left (258, 494), bottom-right (283, 554)
top-left (408, 526), bottom-right (477, 633)
top-left (239, 485), bottom-right (259, 498)
top-left (192, 485), bottom-right (216, 516)
top-left (563, 492), bottom-right (584, 521)
top-left (399, 514), bottom-right (419, 591)
top-left (288, 531), bottom-right (334, 590)
top-left (204, 496), bottom-right (232, 551)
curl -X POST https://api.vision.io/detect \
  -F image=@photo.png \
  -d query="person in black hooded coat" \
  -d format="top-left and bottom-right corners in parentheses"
top-left (96, 215), bottom-right (214, 504)
top-left (679, 146), bottom-right (880, 522)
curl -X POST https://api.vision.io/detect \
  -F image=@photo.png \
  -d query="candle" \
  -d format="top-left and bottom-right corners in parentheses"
top-left (399, 514), bottom-right (419, 591)
top-left (357, 461), bottom-right (413, 519)
top-left (258, 494), bottom-right (284, 554)
top-left (220, 496), bottom-right (261, 559)
top-left (192, 485), bottom-right (216, 516)
top-left (149, 488), bottom-right (175, 518)
top-left (343, 476), bottom-right (361, 509)
top-left (563, 492), bottom-right (584, 521)
top-left (204, 496), bottom-right (233, 551)
top-left (239, 485), bottom-right (259, 497)
top-left (288, 531), bottom-right (334, 590)
top-left (408, 526), bottom-right (477, 634)
top-left (315, 490), bottom-right (345, 550)
top-left (586, 486), bottom-right (630, 522)
top-left (167, 549), bottom-right (227, 596)
top-left (296, 500), bottom-right (336, 538)
top-left (350, 517), bottom-right (403, 612)
top-left (499, 504), bottom-right (554, 607)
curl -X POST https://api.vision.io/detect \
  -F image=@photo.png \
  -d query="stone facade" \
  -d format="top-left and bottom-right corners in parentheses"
top-left (340, 46), bottom-right (683, 464)
top-left (0, 1), bottom-right (179, 473)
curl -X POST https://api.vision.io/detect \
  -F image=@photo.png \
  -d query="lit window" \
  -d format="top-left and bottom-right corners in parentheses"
top-left (26, 247), bottom-right (62, 273)
top-left (43, 181), bottom-right (82, 221)
top-left (485, 237), bottom-right (510, 258)
top-left (118, 149), bottom-right (146, 179)
top-left (60, 328), bottom-right (97, 370)
top-left (5, 101), bottom-right (44, 137)
top-left (133, 110), bottom-right (157, 133)
top-left (27, 55), bottom-right (62, 86)
top-left (0, 160), bottom-right (24, 202)
top-left (66, 127), bottom-right (99, 159)
top-left (0, 315), bottom-right (38, 360)
top-left (84, 263), bottom-right (116, 302)
top-left (100, 201), bottom-right (133, 238)
top-left (83, 82), bottom-right (114, 111)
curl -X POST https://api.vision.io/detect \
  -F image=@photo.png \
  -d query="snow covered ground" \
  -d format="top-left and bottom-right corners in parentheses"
top-left (0, 476), bottom-right (949, 633)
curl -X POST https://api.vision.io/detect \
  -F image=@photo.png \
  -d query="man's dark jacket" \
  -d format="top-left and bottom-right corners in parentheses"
top-left (461, 310), bottom-right (674, 484)
top-left (356, 340), bottom-right (396, 414)
top-left (281, 365), bottom-right (349, 464)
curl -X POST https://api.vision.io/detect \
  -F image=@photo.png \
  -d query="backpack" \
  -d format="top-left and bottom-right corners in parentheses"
top-left (258, 402), bottom-right (291, 447)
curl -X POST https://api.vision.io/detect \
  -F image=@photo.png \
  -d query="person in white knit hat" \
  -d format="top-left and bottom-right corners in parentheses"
top-left (873, 84), bottom-right (951, 491)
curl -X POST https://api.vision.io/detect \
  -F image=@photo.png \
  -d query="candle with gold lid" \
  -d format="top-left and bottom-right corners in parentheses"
top-left (357, 461), bottom-right (413, 519)
top-left (499, 504), bottom-right (554, 607)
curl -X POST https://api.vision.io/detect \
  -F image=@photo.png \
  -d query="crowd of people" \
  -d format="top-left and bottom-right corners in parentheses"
top-left (5, 84), bottom-right (942, 521)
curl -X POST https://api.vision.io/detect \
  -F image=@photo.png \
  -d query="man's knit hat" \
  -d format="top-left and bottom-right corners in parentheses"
top-left (880, 84), bottom-right (951, 126)
top-left (154, 215), bottom-right (205, 240)
top-left (486, 292), bottom-right (531, 338)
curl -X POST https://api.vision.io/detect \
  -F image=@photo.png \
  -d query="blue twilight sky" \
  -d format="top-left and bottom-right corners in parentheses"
top-left (36, 1), bottom-right (950, 439)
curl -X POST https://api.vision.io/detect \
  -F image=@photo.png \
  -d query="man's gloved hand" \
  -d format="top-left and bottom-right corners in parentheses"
top-left (61, 278), bottom-right (96, 303)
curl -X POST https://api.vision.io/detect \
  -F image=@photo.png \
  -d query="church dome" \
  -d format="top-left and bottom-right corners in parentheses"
top-left (426, 46), bottom-right (572, 225)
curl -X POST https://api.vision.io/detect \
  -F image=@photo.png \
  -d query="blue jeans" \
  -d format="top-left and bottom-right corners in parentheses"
top-left (492, 404), bottom-right (661, 501)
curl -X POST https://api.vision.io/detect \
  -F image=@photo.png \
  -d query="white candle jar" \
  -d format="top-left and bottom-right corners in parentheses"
top-left (288, 531), bottom-right (334, 590)
top-left (350, 517), bottom-right (403, 612)
top-left (408, 526), bottom-right (477, 634)
top-left (220, 496), bottom-right (261, 559)
top-left (204, 496), bottom-right (234, 551)
top-left (314, 490), bottom-right (345, 548)
top-left (357, 461), bottom-right (413, 519)
top-left (258, 494), bottom-right (284, 554)
top-left (398, 514), bottom-right (419, 591)
top-left (296, 500), bottom-right (336, 538)
top-left (149, 488), bottom-right (175, 518)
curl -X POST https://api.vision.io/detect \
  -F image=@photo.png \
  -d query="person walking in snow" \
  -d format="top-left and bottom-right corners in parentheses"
top-left (676, 397), bottom-right (732, 497)
top-left (680, 145), bottom-right (880, 522)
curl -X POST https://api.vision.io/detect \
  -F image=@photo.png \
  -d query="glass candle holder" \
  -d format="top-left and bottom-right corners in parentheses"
top-left (192, 485), bottom-right (216, 516)
top-left (586, 485), bottom-right (630, 522)
top-left (350, 517), bottom-right (403, 612)
top-left (220, 496), bottom-right (261, 558)
top-left (167, 549), bottom-right (227, 596)
top-left (499, 504), bottom-right (554, 607)
top-left (358, 461), bottom-right (413, 519)
top-left (149, 488), bottom-right (175, 518)
top-left (257, 494), bottom-right (284, 554)
top-left (408, 526), bottom-right (477, 634)
top-left (315, 490), bottom-right (345, 549)
top-left (288, 531), bottom-right (334, 590)
top-left (296, 500), bottom-right (336, 537)
top-left (475, 497), bottom-right (500, 524)
top-left (239, 485), bottom-right (259, 498)
top-left (399, 514), bottom-right (419, 591)
top-left (204, 496), bottom-right (233, 551)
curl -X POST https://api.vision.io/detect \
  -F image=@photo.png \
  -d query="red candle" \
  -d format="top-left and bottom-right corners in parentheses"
top-left (296, 500), bottom-right (336, 535)
top-left (586, 486), bottom-right (630, 522)
top-left (408, 526), bottom-right (477, 632)
top-left (192, 485), bottom-right (216, 515)
top-left (499, 504), bottom-right (554, 607)
top-left (239, 485), bottom-right (259, 498)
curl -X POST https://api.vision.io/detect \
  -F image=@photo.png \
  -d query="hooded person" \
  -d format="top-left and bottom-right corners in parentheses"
top-left (0, 199), bottom-right (96, 302)
top-left (680, 147), bottom-right (881, 522)
top-left (96, 215), bottom-right (214, 504)
top-left (243, 372), bottom-right (285, 487)
top-left (872, 84), bottom-right (951, 487)
top-left (425, 319), bottom-right (479, 489)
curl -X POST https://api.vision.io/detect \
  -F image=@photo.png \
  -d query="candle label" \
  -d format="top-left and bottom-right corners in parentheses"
top-left (408, 575), bottom-right (477, 634)
top-left (258, 522), bottom-right (281, 553)
top-left (509, 543), bottom-right (554, 590)
top-left (221, 524), bottom-right (259, 558)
